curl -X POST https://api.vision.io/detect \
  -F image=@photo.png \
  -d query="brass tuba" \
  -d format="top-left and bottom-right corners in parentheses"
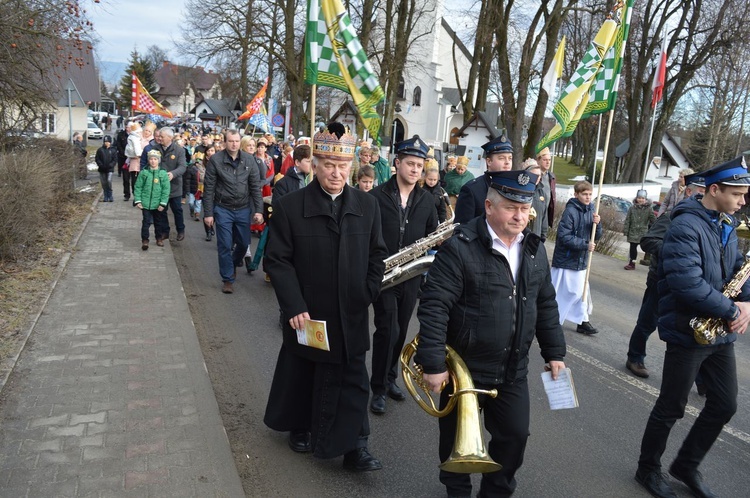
top-left (691, 251), bottom-right (750, 344)
top-left (400, 336), bottom-right (502, 473)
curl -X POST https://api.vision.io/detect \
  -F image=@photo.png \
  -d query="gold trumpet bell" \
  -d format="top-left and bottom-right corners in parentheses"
top-left (401, 337), bottom-right (502, 474)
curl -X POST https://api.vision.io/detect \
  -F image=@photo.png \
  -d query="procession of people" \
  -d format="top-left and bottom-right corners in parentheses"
top-left (95, 115), bottom-right (750, 498)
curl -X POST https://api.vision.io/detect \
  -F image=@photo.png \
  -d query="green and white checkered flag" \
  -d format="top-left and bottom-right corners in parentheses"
top-left (537, 17), bottom-right (618, 152)
top-left (582, 0), bottom-right (634, 119)
top-left (305, 0), bottom-right (385, 143)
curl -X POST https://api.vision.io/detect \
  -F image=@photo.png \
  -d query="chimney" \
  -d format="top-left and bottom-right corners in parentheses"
top-left (196, 66), bottom-right (204, 71)
top-left (208, 69), bottom-right (213, 74)
top-left (162, 60), bottom-right (170, 67)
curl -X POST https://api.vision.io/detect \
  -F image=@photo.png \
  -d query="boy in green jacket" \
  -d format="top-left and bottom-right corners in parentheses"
top-left (134, 149), bottom-right (171, 250)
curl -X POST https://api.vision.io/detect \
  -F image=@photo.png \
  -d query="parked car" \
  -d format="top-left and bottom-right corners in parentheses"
top-left (594, 194), bottom-right (632, 231)
top-left (651, 200), bottom-right (662, 217)
top-left (87, 122), bottom-right (103, 139)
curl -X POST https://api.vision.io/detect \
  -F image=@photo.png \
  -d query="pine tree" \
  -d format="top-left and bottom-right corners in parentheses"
top-left (116, 49), bottom-right (156, 113)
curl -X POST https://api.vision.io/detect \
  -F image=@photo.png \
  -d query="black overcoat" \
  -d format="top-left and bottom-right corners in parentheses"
top-left (265, 179), bottom-right (388, 363)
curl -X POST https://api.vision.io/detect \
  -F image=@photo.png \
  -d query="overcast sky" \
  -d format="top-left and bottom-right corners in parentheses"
top-left (90, 0), bottom-right (180, 63)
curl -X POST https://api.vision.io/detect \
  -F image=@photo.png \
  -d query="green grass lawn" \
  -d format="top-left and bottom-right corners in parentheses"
top-left (550, 157), bottom-right (605, 185)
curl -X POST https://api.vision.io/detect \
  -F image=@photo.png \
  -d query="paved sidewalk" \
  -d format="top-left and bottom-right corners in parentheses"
top-left (0, 190), bottom-right (244, 497)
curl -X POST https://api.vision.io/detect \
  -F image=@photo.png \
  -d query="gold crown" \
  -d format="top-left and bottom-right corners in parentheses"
top-left (312, 130), bottom-right (357, 160)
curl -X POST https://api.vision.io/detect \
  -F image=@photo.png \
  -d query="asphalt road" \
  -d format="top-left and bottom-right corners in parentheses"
top-left (171, 219), bottom-right (750, 498)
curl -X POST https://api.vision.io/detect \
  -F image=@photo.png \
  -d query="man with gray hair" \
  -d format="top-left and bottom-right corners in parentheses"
top-left (156, 127), bottom-right (187, 241)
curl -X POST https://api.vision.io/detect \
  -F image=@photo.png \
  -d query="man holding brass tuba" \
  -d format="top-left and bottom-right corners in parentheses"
top-left (636, 157), bottom-right (750, 498)
top-left (416, 171), bottom-right (566, 498)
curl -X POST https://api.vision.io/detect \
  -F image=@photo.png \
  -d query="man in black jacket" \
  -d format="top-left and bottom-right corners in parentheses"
top-left (369, 136), bottom-right (438, 415)
top-left (416, 171), bottom-right (566, 498)
top-left (263, 124), bottom-right (388, 472)
top-left (155, 128), bottom-right (187, 241)
top-left (203, 129), bottom-right (264, 294)
top-left (454, 135), bottom-right (514, 223)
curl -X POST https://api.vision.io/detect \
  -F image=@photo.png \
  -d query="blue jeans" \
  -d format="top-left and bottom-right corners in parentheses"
top-left (627, 276), bottom-right (659, 364)
top-left (187, 193), bottom-right (202, 216)
top-left (99, 172), bottom-right (113, 200)
top-left (140, 208), bottom-right (168, 241)
top-left (638, 342), bottom-right (737, 473)
top-left (165, 196), bottom-right (185, 236)
top-left (213, 205), bottom-right (250, 283)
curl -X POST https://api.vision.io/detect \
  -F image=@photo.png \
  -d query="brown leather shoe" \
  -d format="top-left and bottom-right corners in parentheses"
top-left (222, 281), bottom-right (234, 294)
top-left (141, 239), bottom-right (149, 251)
top-left (626, 360), bottom-right (649, 378)
top-left (156, 238), bottom-right (164, 247)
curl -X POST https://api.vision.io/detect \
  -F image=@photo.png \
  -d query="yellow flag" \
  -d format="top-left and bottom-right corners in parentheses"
top-left (542, 36), bottom-right (566, 96)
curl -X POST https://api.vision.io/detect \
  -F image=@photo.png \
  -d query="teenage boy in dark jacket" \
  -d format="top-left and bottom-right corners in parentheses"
top-left (636, 157), bottom-right (750, 498)
top-left (368, 136), bottom-right (438, 415)
top-left (95, 136), bottom-right (118, 202)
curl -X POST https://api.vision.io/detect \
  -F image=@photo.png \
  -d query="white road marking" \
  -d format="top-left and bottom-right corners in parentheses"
top-left (568, 346), bottom-right (750, 446)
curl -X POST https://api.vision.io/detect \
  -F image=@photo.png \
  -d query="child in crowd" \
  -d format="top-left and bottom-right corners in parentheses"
top-left (95, 135), bottom-right (117, 202)
top-left (357, 165), bottom-right (376, 192)
top-left (551, 180), bottom-right (602, 335)
top-left (184, 152), bottom-right (206, 222)
top-left (422, 167), bottom-right (448, 223)
top-left (201, 145), bottom-right (216, 241)
top-left (134, 150), bottom-right (171, 250)
top-left (623, 189), bottom-right (655, 270)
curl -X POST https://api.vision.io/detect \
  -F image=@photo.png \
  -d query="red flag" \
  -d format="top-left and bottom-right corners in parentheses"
top-left (651, 36), bottom-right (667, 108)
top-left (131, 72), bottom-right (173, 118)
top-left (238, 78), bottom-right (269, 120)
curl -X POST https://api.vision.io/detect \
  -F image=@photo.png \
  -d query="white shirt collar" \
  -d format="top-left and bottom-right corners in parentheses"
top-left (485, 220), bottom-right (524, 282)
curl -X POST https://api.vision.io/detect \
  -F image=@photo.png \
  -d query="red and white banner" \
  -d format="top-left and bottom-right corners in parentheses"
top-left (651, 36), bottom-right (667, 108)
top-left (131, 72), bottom-right (173, 118)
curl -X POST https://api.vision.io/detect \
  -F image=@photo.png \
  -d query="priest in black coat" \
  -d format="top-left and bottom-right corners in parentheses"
top-left (263, 124), bottom-right (388, 472)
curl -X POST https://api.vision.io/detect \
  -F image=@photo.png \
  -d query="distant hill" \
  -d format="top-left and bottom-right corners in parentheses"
top-left (99, 61), bottom-right (127, 90)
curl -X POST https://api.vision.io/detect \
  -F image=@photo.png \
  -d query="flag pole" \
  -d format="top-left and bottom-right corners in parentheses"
top-left (310, 84), bottom-right (317, 137)
top-left (592, 114), bottom-right (603, 181)
top-left (642, 29), bottom-right (667, 189)
top-left (641, 108), bottom-right (658, 188)
top-left (549, 78), bottom-right (564, 173)
top-left (582, 108), bottom-right (615, 302)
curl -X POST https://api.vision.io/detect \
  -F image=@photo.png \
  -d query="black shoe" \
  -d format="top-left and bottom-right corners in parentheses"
top-left (635, 469), bottom-right (677, 498)
top-left (387, 383), bottom-right (406, 401)
top-left (696, 382), bottom-right (707, 397)
top-left (626, 360), bottom-right (650, 378)
top-left (205, 231), bottom-right (212, 242)
top-left (370, 394), bottom-right (386, 415)
top-left (669, 464), bottom-right (717, 498)
top-left (576, 321), bottom-right (598, 335)
top-left (343, 448), bottom-right (382, 472)
top-left (288, 431), bottom-right (311, 453)
top-left (244, 256), bottom-right (254, 273)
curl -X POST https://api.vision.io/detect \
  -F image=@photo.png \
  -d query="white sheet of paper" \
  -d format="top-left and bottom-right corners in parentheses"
top-left (541, 368), bottom-right (579, 410)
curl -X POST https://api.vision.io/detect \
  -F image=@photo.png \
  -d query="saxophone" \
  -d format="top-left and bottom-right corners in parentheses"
top-left (691, 252), bottom-right (750, 345)
top-left (381, 195), bottom-right (456, 290)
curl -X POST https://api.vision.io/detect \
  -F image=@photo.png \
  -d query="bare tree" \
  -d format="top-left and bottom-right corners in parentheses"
top-left (619, 0), bottom-right (749, 182)
top-left (0, 0), bottom-right (98, 143)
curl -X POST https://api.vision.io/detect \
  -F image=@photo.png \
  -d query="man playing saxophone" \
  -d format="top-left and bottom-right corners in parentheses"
top-left (636, 157), bottom-right (750, 498)
top-left (369, 136), bottom-right (438, 415)
top-left (416, 171), bottom-right (566, 498)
